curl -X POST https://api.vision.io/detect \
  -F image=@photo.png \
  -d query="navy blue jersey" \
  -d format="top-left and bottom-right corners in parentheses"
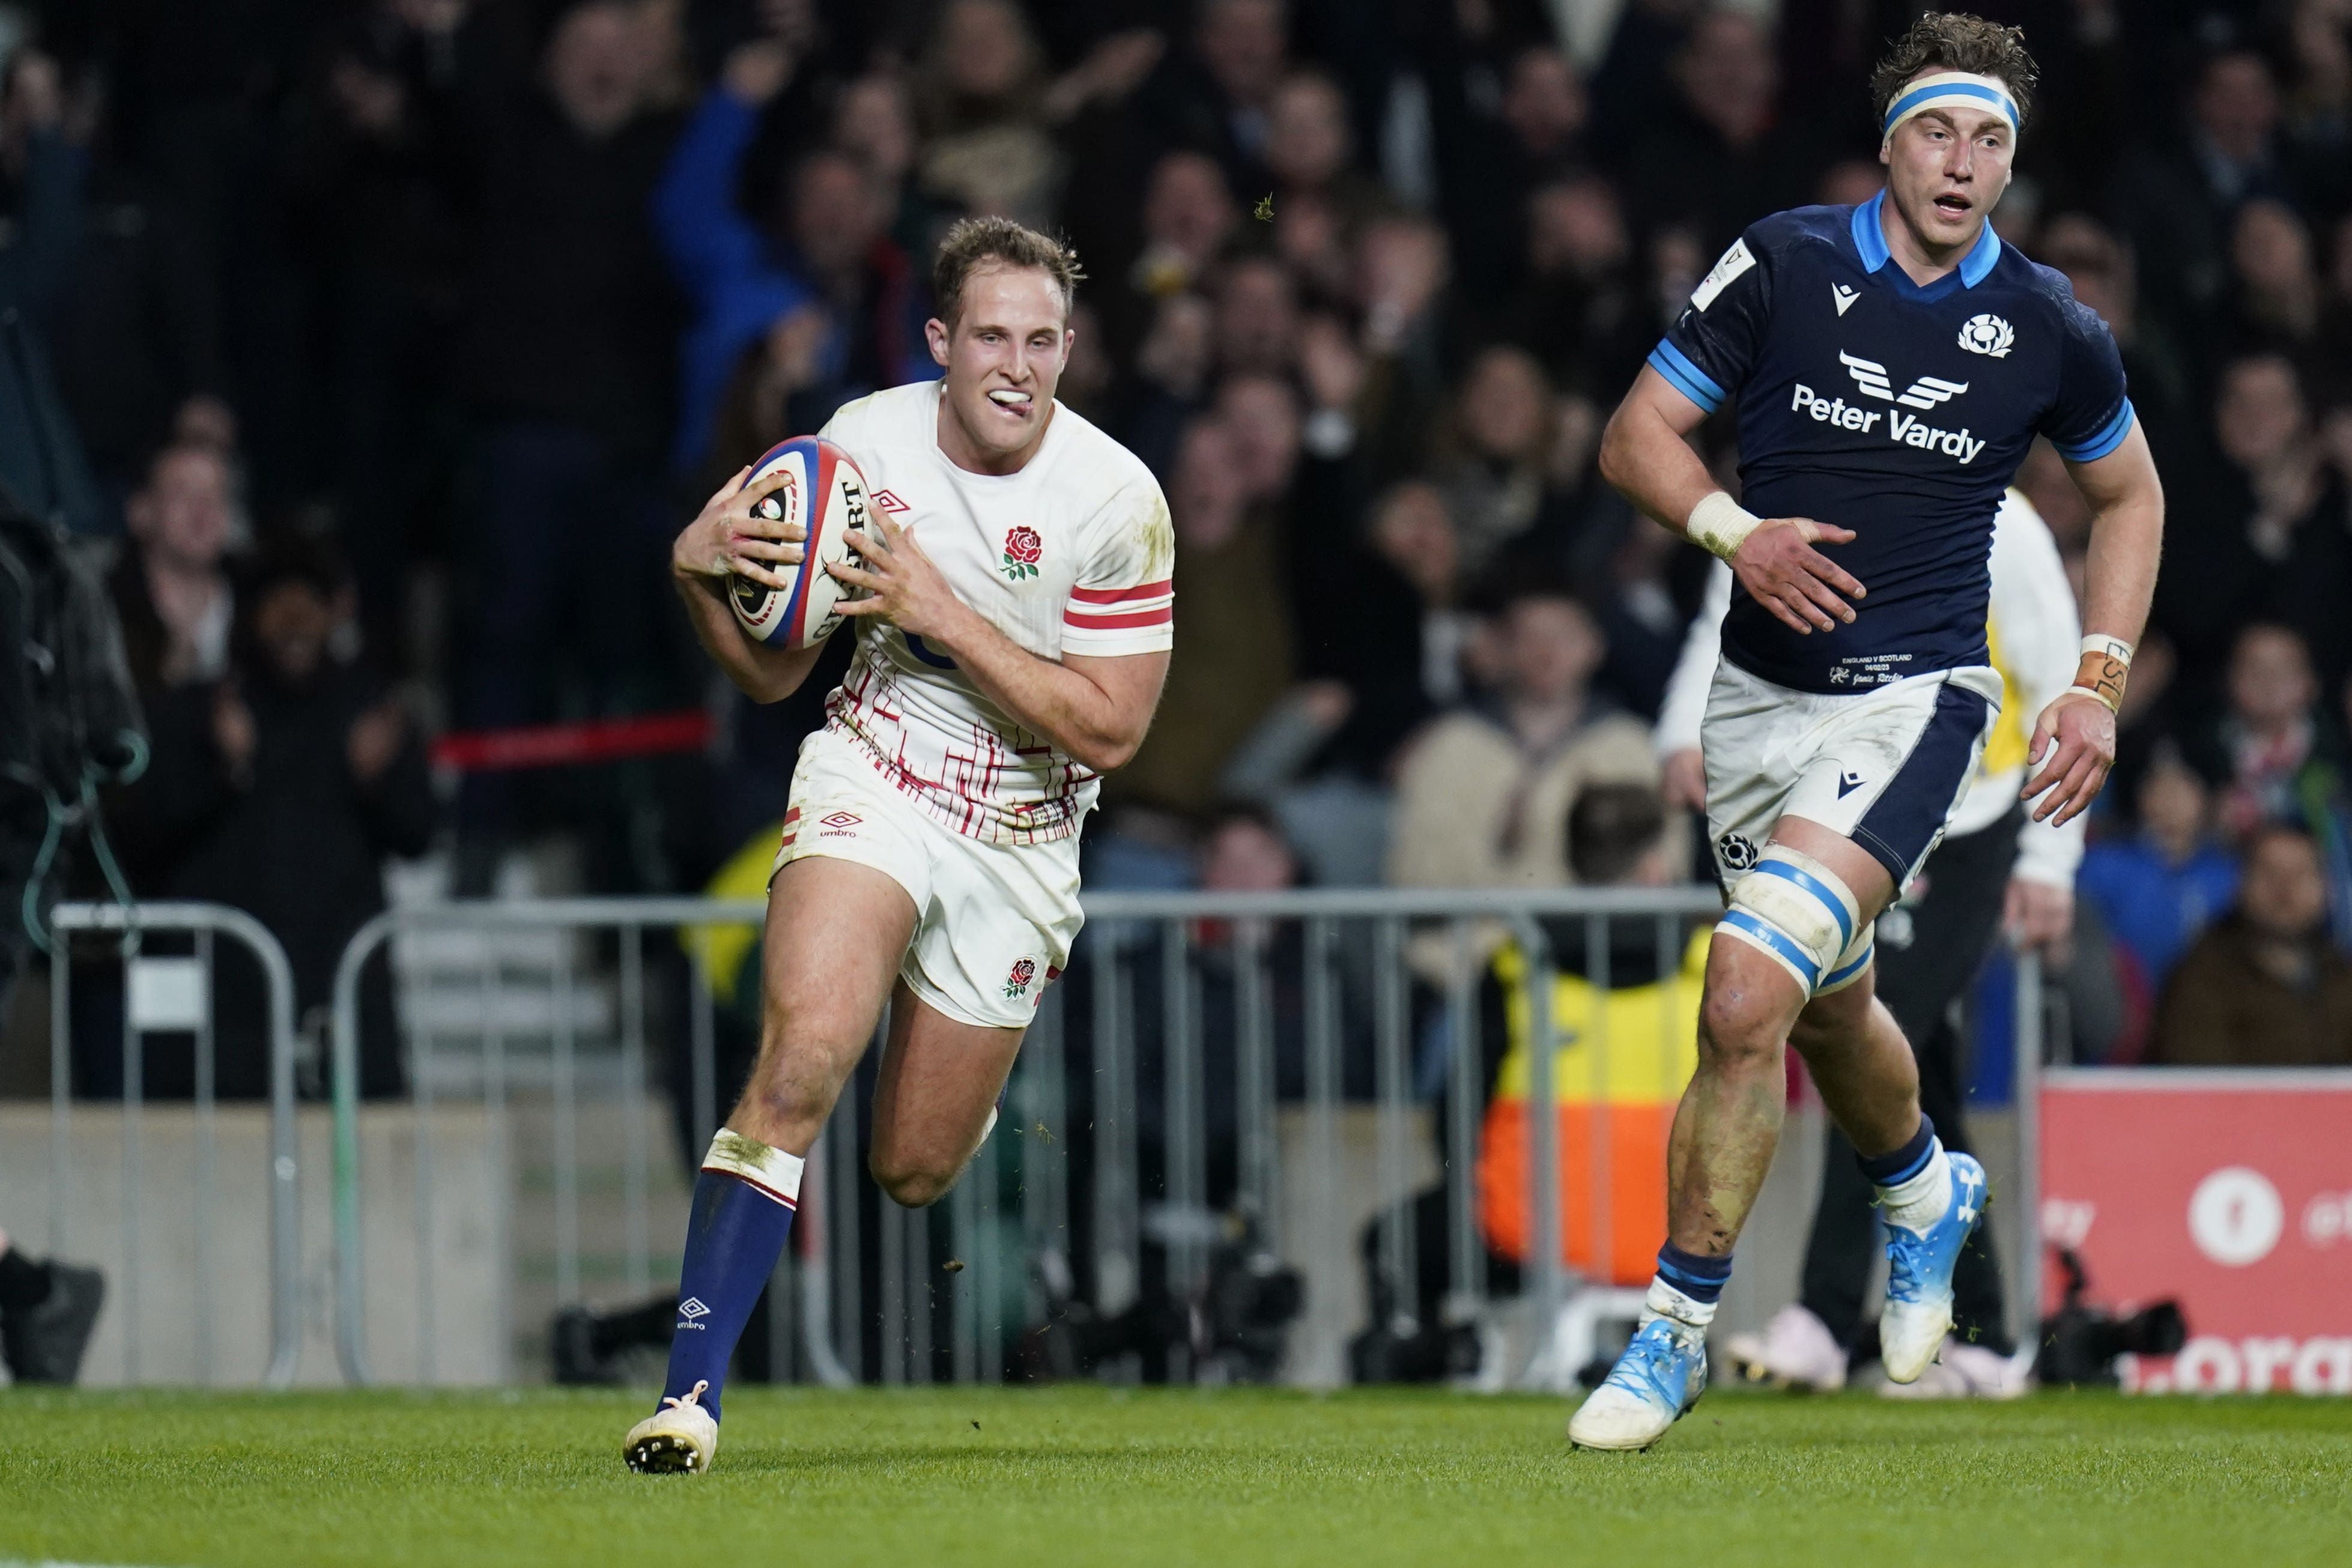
top-left (1648, 191), bottom-right (2132, 694)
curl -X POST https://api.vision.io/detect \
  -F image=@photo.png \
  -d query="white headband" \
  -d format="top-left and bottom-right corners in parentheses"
top-left (1882, 71), bottom-right (2020, 142)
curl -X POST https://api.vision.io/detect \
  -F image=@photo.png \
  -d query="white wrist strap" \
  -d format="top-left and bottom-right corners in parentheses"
top-left (2081, 634), bottom-right (2133, 667)
top-left (1687, 492), bottom-right (1761, 562)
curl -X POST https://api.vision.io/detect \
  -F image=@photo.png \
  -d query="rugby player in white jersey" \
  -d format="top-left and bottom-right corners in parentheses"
top-left (626, 218), bottom-right (1172, 1473)
top-left (1569, 13), bottom-right (2163, 1450)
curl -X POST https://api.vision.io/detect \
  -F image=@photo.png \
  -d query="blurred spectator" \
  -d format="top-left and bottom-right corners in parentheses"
top-left (453, 0), bottom-right (684, 889)
top-left (1141, 0), bottom-right (1289, 194)
top-left (1351, 214), bottom-right (1457, 479)
top-left (2179, 623), bottom-right (2350, 846)
top-left (131, 540), bottom-right (431, 1097)
top-left (1106, 150), bottom-right (1237, 362)
top-left (1211, 253), bottom-right (1301, 380)
top-left (655, 40), bottom-right (819, 476)
top-left (2160, 357), bottom-right (2352, 690)
top-left (44, 56), bottom-right (223, 523)
top-left (1297, 479), bottom-right (1468, 786)
top-left (2281, 0), bottom-right (2352, 210)
top-left (1114, 417), bottom-right (1295, 818)
top-left (1388, 582), bottom-right (1653, 891)
top-left (2038, 213), bottom-right (2195, 461)
top-left (2152, 823), bottom-right (2352, 1067)
top-left (1444, 46), bottom-right (1592, 302)
top-left (276, 0), bottom-right (474, 665)
top-left (2077, 752), bottom-right (2241, 996)
top-left (0, 46), bottom-right (102, 534)
top-left (109, 441), bottom-right (240, 699)
top-left (1479, 781), bottom-right (1701, 1283)
top-left (1430, 345), bottom-right (1557, 578)
top-left (833, 72), bottom-right (939, 261)
top-left (1262, 70), bottom-right (1386, 235)
top-left (912, 0), bottom-right (1058, 228)
top-left (1622, 11), bottom-right (1820, 256)
top-left (2109, 50), bottom-right (2316, 327)
top-left (2225, 199), bottom-right (2325, 360)
top-left (1499, 175), bottom-right (1650, 402)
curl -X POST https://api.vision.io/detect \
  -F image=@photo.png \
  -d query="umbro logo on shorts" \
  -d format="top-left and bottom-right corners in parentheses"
top-left (820, 811), bottom-right (862, 829)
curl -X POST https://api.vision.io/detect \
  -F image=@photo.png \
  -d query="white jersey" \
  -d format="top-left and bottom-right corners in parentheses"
top-left (814, 381), bottom-right (1175, 845)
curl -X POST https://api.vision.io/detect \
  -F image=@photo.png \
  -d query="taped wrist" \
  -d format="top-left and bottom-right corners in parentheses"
top-left (2071, 634), bottom-right (2131, 713)
top-left (1687, 492), bottom-right (1762, 563)
top-left (1715, 846), bottom-right (1863, 997)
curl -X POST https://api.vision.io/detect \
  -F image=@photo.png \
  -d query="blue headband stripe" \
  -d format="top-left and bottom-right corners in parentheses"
top-left (1882, 80), bottom-right (2018, 138)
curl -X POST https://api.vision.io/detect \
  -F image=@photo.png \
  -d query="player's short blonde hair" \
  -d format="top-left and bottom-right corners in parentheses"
top-left (932, 217), bottom-right (1086, 330)
top-left (1870, 12), bottom-right (2038, 129)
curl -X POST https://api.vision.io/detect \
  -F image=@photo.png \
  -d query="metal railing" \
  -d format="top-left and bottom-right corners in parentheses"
top-left (41, 902), bottom-right (302, 1387)
top-left (27, 889), bottom-right (2050, 1388)
top-left (323, 887), bottom-right (1738, 1388)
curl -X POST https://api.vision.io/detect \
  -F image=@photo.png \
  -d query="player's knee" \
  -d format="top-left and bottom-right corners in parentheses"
top-left (1715, 846), bottom-right (1863, 1003)
top-left (741, 1041), bottom-right (839, 1137)
top-left (868, 1148), bottom-right (956, 1208)
top-left (1696, 985), bottom-right (1783, 1073)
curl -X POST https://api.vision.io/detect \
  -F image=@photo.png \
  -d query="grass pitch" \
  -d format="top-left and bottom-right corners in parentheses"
top-left (1, 1385), bottom-right (2347, 1568)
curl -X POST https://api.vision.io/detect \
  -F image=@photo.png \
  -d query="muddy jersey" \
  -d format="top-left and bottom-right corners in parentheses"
top-left (814, 381), bottom-right (1174, 844)
top-left (1649, 190), bottom-right (2132, 695)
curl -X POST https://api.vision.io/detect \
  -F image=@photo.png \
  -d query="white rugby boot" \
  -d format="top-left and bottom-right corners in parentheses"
top-left (1877, 1339), bottom-right (2029, 1400)
top-left (1723, 1303), bottom-right (1849, 1392)
top-left (1879, 1152), bottom-right (1988, 1385)
top-left (623, 1379), bottom-right (719, 1474)
top-left (1568, 1316), bottom-right (1710, 1451)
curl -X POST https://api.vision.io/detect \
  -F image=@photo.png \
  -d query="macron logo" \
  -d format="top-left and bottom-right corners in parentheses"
top-left (1831, 283), bottom-right (1858, 316)
top-left (1840, 351), bottom-right (1968, 410)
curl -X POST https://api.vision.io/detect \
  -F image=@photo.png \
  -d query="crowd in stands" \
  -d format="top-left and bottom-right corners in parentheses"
top-left (6, 0), bottom-right (2352, 1071)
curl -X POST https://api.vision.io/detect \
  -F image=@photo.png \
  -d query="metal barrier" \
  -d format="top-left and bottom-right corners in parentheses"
top-left (40, 902), bottom-right (303, 1387)
top-left (326, 886), bottom-right (1747, 1389)
top-left (25, 891), bottom-right (2049, 1390)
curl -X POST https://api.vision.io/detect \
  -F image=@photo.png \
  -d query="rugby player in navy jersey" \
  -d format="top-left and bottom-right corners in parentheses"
top-left (1570, 13), bottom-right (2162, 1450)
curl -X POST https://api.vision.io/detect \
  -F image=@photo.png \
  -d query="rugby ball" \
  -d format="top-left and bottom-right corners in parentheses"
top-left (729, 435), bottom-right (873, 649)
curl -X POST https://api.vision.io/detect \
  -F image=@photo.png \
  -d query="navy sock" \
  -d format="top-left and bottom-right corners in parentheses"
top-left (658, 1169), bottom-right (795, 1424)
top-left (1855, 1113), bottom-right (1937, 1186)
top-left (1655, 1242), bottom-right (1733, 1305)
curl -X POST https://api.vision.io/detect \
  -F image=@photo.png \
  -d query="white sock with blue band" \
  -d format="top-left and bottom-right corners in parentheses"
top-left (1858, 1115), bottom-right (1952, 1234)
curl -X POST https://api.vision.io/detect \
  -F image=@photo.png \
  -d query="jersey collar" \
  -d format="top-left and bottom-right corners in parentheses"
top-left (1850, 189), bottom-right (2001, 294)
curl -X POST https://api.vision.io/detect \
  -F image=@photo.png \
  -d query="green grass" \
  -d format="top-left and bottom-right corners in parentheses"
top-left (2, 1386), bottom-right (2347, 1568)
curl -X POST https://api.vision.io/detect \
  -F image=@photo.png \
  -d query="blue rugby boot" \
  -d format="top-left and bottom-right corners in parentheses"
top-left (1879, 1151), bottom-right (1988, 1384)
top-left (1569, 1315), bottom-right (1709, 1451)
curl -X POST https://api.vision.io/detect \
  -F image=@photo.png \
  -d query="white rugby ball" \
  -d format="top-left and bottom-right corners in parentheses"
top-left (729, 435), bottom-right (873, 649)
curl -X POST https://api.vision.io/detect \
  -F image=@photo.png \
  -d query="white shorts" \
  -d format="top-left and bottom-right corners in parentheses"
top-left (1702, 660), bottom-right (2001, 891)
top-left (772, 727), bottom-right (1082, 1031)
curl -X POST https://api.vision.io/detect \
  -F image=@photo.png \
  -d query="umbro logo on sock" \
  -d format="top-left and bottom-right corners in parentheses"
top-left (677, 1297), bottom-right (711, 1324)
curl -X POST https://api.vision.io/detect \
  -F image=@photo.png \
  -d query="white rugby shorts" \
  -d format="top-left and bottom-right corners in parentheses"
top-left (1702, 660), bottom-right (2002, 891)
top-left (772, 727), bottom-right (1082, 1031)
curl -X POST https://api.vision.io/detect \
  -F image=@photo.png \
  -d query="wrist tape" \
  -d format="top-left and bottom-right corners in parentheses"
top-left (1687, 492), bottom-right (1761, 562)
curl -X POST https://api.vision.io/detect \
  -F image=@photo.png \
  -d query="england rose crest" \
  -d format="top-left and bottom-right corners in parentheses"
top-left (1001, 525), bottom-right (1043, 581)
top-left (1003, 957), bottom-right (1038, 998)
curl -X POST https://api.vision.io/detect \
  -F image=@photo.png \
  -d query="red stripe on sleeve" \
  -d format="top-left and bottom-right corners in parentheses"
top-left (1068, 579), bottom-right (1173, 605)
top-left (1062, 606), bottom-right (1175, 631)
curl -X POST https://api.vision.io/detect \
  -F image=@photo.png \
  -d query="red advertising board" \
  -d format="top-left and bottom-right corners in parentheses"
top-left (2040, 1068), bottom-right (2352, 1394)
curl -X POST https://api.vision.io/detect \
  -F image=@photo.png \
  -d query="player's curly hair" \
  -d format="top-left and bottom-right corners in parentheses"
top-left (1869, 12), bottom-right (2039, 130)
top-left (932, 216), bottom-right (1087, 328)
